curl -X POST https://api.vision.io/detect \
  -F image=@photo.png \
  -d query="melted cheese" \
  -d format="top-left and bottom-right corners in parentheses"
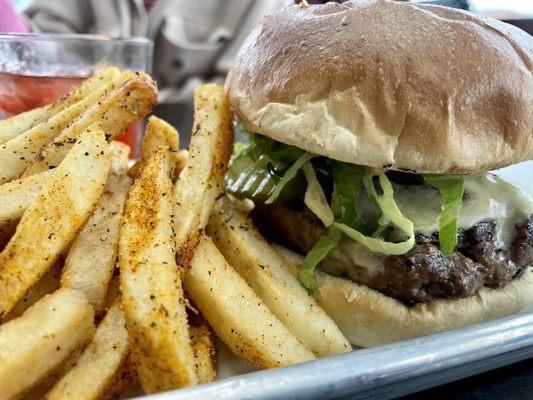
top-left (325, 240), bottom-right (386, 277)
top-left (324, 173), bottom-right (533, 276)
top-left (394, 173), bottom-right (533, 248)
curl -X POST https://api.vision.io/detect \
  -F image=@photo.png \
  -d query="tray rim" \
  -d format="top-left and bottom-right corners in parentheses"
top-left (133, 310), bottom-right (533, 400)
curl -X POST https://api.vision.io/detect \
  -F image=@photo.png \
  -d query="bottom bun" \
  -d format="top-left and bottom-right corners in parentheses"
top-left (273, 244), bottom-right (533, 348)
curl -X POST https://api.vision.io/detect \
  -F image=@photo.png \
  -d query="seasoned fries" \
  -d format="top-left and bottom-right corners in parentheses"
top-left (173, 84), bottom-right (234, 264)
top-left (24, 72), bottom-right (156, 175)
top-left (0, 124), bottom-right (111, 317)
top-left (132, 115), bottom-right (181, 180)
top-left (0, 168), bottom-right (55, 229)
top-left (61, 144), bottom-right (131, 312)
top-left (119, 146), bottom-right (198, 393)
top-left (271, 244), bottom-right (304, 277)
top-left (44, 67), bottom-right (122, 117)
top-left (5, 261), bottom-right (62, 321)
top-left (185, 235), bottom-right (316, 368)
top-left (175, 149), bottom-right (189, 176)
top-left (0, 220), bottom-right (16, 250)
top-left (0, 106), bottom-right (49, 145)
top-left (0, 67), bottom-right (120, 145)
top-left (0, 288), bottom-right (95, 400)
top-left (0, 74), bottom-right (353, 399)
top-left (189, 312), bottom-right (217, 383)
top-left (208, 197), bottom-right (351, 357)
top-left (142, 116), bottom-right (179, 161)
top-left (44, 301), bottom-right (129, 400)
top-left (0, 70), bottom-right (133, 184)
top-left (108, 140), bottom-right (132, 175)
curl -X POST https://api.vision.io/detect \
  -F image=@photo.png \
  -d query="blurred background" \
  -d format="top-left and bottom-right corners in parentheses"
top-left (1, 0), bottom-right (532, 150)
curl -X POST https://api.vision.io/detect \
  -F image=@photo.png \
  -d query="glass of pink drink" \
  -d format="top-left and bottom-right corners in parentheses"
top-left (0, 33), bottom-right (153, 155)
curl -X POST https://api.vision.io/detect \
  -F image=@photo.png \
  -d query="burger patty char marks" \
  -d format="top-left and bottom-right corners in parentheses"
top-left (252, 203), bottom-right (532, 304)
top-left (513, 216), bottom-right (533, 269)
top-left (378, 243), bottom-right (484, 304)
top-left (460, 222), bottom-right (519, 287)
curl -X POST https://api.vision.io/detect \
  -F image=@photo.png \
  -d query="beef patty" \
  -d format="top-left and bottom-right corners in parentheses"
top-left (252, 203), bottom-right (532, 304)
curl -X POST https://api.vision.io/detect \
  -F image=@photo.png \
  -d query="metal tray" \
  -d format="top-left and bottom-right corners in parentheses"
top-left (135, 310), bottom-right (533, 400)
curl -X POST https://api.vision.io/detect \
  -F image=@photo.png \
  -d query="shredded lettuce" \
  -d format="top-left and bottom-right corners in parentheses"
top-left (331, 163), bottom-right (368, 232)
top-left (334, 173), bottom-right (415, 255)
top-left (297, 167), bottom-right (415, 290)
top-left (266, 153), bottom-right (314, 204)
top-left (423, 174), bottom-right (464, 256)
top-left (363, 175), bottom-right (390, 237)
top-left (303, 167), bottom-right (415, 254)
top-left (299, 227), bottom-right (342, 293)
top-left (302, 162), bottom-right (334, 226)
top-left (226, 133), bottom-right (420, 291)
top-left (298, 163), bottom-right (368, 293)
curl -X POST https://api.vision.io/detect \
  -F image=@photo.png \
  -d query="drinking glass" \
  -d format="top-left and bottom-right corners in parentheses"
top-left (0, 33), bottom-right (153, 154)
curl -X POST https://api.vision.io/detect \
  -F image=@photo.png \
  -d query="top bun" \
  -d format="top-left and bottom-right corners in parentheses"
top-left (226, 0), bottom-right (533, 174)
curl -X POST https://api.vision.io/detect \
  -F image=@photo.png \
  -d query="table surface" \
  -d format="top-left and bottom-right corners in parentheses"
top-left (399, 356), bottom-right (533, 400)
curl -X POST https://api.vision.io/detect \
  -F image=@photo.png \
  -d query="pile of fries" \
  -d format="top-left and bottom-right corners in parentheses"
top-left (0, 67), bottom-right (350, 399)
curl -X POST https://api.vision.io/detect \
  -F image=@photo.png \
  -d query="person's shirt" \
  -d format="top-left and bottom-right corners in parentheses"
top-left (24, 0), bottom-right (292, 104)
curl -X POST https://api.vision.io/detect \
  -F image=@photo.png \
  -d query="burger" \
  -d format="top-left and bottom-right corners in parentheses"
top-left (224, 0), bottom-right (533, 347)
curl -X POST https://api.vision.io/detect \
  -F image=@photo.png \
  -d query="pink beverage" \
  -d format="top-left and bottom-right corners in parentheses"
top-left (0, 71), bottom-right (85, 116)
top-left (0, 34), bottom-right (153, 156)
top-left (0, 71), bottom-right (141, 152)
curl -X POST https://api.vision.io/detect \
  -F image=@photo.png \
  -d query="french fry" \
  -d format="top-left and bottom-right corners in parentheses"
top-left (0, 71), bottom-right (127, 210)
top-left (184, 235), bottom-right (316, 368)
top-left (0, 288), bottom-right (95, 400)
top-left (139, 116), bottom-right (181, 181)
top-left (5, 260), bottom-right (62, 321)
top-left (44, 67), bottom-right (122, 116)
top-left (189, 312), bottom-right (217, 383)
top-left (119, 146), bottom-right (198, 393)
top-left (24, 72), bottom-right (157, 176)
top-left (175, 149), bottom-right (189, 176)
top-left (0, 66), bottom-right (120, 145)
top-left (127, 160), bottom-right (141, 179)
top-left (44, 301), bottom-right (130, 400)
top-left (141, 116), bottom-right (179, 161)
top-left (129, 149), bottom-right (189, 181)
top-left (0, 70), bottom-right (134, 184)
top-left (0, 220), bottom-right (16, 251)
top-left (17, 157), bottom-right (126, 392)
top-left (0, 123), bottom-right (111, 318)
top-left (102, 273), bottom-right (122, 312)
top-left (108, 140), bottom-right (132, 175)
top-left (0, 106), bottom-right (50, 144)
top-left (61, 144), bottom-right (131, 312)
top-left (271, 244), bottom-right (303, 277)
top-left (208, 198), bottom-right (351, 357)
top-left (0, 168), bottom-right (55, 229)
top-left (105, 353), bottom-right (139, 399)
top-left (23, 349), bottom-right (84, 400)
top-left (173, 84), bottom-right (234, 265)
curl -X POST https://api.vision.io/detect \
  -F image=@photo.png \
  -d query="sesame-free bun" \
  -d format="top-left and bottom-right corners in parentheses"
top-left (226, 0), bottom-right (533, 174)
top-left (274, 244), bottom-right (533, 347)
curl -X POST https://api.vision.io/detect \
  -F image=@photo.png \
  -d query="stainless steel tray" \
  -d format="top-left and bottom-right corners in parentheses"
top-left (136, 310), bottom-right (533, 400)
